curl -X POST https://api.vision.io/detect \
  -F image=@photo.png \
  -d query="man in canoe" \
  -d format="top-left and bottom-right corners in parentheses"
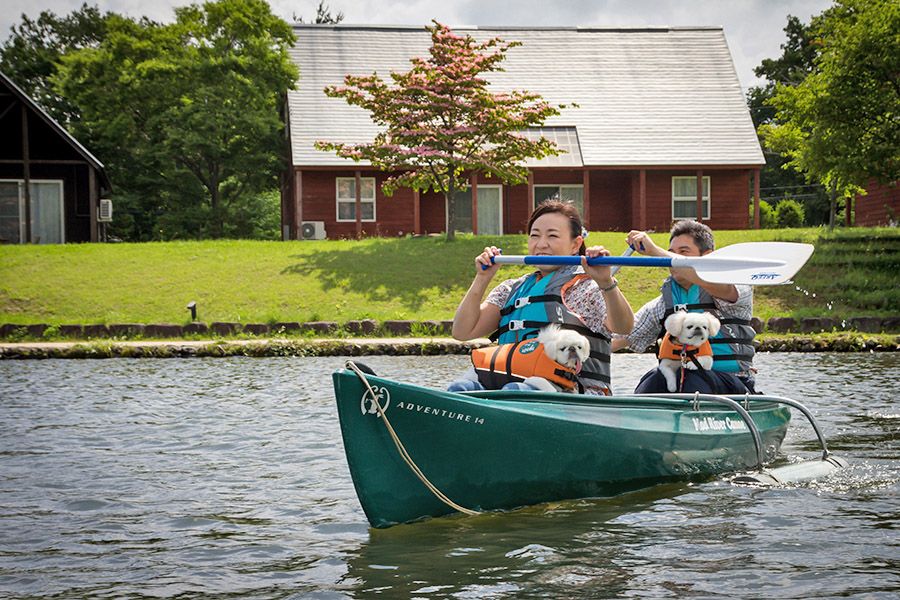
top-left (449, 200), bottom-right (634, 395)
top-left (611, 221), bottom-right (757, 394)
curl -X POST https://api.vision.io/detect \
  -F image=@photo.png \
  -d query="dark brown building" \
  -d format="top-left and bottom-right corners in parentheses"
top-left (0, 71), bottom-right (111, 244)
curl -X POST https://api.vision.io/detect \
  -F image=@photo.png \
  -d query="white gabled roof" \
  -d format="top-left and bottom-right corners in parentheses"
top-left (287, 25), bottom-right (763, 169)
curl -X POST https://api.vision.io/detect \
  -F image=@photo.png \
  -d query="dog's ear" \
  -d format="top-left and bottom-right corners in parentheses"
top-left (537, 324), bottom-right (559, 351)
top-left (705, 313), bottom-right (721, 337)
top-left (664, 312), bottom-right (686, 336)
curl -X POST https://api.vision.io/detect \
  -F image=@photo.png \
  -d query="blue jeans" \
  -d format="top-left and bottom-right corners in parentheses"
top-left (447, 380), bottom-right (539, 392)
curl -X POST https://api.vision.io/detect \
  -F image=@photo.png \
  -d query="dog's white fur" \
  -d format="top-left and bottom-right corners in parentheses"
top-left (461, 324), bottom-right (591, 392)
top-left (658, 311), bottom-right (721, 392)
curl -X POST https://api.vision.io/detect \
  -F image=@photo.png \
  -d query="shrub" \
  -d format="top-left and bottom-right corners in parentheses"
top-left (750, 200), bottom-right (777, 229)
top-left (775, 199), bottom-right (805, 228)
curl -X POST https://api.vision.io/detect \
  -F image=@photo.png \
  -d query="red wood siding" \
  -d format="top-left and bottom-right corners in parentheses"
top-left (856, 179), bottom-right (900, 226)
top-left (626, 169), bottom-right (751, 233)
top-left (590, 171), bottom-right (631, 231)
top-left (285, 167), bottom-right (754, 239)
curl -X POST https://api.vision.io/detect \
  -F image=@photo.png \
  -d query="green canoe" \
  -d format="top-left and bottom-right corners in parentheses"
top-left (333, 365), bottom-right (792, 528)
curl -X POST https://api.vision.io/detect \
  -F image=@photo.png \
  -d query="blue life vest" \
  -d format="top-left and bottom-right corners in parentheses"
top-left (491, 265), bottom-right (611, 392)
top-left (660, 277), bottom-right (755, 373)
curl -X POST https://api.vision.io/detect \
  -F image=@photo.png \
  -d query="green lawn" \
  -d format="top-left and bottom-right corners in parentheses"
top-left (1, 228), bottom-right (898, 327)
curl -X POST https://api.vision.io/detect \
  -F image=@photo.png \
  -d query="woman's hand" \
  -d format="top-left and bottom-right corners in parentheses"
top-left (475, 246), bottom-right (502, 279)
top-left (582, 245), bottom-right (614, 288)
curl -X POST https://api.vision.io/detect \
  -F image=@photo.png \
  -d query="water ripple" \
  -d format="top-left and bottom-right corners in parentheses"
top-left (1, 353), bottom-right (898, 599)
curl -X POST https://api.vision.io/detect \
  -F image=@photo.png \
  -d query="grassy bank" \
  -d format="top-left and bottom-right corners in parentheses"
top-left (1, 228), bottom-right (898, 328)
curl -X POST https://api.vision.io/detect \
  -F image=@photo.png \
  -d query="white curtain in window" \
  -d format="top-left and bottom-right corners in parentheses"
top-left (477, 187), bottom-right (501, 236)
top-left (29, 182), bottom-right (63, 244)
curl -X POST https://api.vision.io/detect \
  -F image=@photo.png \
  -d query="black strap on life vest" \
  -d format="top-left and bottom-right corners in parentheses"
top-left (686, 352), bottom-right (719, 393)
top-left (490, 320), bottom-right (610, 344)
top-left (498, 294), bottom-right (563, 317)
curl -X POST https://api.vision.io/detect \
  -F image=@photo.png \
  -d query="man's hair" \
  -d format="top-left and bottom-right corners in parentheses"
top-left (669, 220), bottom-right (715, 254)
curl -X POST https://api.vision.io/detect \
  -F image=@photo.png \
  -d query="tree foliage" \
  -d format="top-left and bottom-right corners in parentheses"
top-left (315, 21), bottom-right (571, 240)
top-left (0, 3), bottom-right (116, 125)
top-left (746, 14), bottom-right (831, 225)
top-left (293, 1), bottom-right (344, 24)
top-left (760, 0), bottom-right (900, 211)
top-left (52, 0), bottom-right (299, 239)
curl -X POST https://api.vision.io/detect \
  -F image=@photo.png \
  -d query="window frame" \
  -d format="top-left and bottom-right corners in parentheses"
top-left (0, 179), bottom-right (65, 244)
top-left (447, 184), bottom-right (504, 235)
top-left (335, 176), bottom-right (376, 223)
top-left (671, 176), bottom-right (710, 221)
top-left (532, 184), bottom-right (584, 214)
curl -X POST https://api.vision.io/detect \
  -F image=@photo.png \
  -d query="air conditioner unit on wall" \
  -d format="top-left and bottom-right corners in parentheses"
top-left (98, 199), bottom-right (113, 222)
top-left (301, 221), bottom-right (326, 240)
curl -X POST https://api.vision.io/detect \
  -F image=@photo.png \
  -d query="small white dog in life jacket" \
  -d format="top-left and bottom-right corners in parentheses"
top-left (462, 324), bottom-right (591, 393)
top-left (658, 311), bottom-right (721, 392)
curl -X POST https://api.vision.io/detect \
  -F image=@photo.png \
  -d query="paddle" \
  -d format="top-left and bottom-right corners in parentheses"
top-left (609, 245), bottom-right (635, 276)
top-left (489, 241), bottom-right (814, 286)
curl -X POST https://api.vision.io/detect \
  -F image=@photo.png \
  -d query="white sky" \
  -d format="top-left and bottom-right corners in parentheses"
top-left (1, 0), bottom-right (834, 91)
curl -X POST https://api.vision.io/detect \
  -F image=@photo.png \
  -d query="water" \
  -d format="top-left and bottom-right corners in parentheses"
top-left (1, 353), bottom-right (898, 599)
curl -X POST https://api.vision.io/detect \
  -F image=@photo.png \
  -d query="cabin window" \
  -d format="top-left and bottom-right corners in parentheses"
top-left (672, 176), bottom-right (710, 220)
top-left (336, 177), bottom-right (376, 222)
top-left (534, 185), bottom-right (584, 216)
top-left (451, 185), bottom-right (503, 235)
top-left (0, 179), bottom-right (65, 244)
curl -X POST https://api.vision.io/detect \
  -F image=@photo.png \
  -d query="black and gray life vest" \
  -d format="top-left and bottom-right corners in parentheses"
top-left (659, 276), bottom-right (755, 374)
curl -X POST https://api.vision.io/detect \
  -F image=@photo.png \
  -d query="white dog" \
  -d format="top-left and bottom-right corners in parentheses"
top-left (658, 311), bottom-right (721, 393)
top-left (522, 324), bottom-right (591, 392)
top-left (460, 324), bottom-right (591, 393)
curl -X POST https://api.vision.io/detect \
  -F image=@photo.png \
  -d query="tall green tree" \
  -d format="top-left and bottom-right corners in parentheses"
top-left (0, 3), bottom-right (116, 125)
top-left (315, 21), bottom-right (570, 241)
top-left (760, 0), bottom-right (900, 225)
top-left (747, 14), bottom-right (831, 225)
top-left (293, 1), bottom-right (344, 23)
top-left (54, 0), bottom-right (299, 239)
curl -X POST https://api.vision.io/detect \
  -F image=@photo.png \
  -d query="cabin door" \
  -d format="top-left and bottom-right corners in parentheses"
top-left (450, 185), bottom-right (503, 236)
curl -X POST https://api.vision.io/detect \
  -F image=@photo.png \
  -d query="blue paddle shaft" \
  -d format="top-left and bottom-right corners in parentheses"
top-left (492, 255), bottom-right (673, 267)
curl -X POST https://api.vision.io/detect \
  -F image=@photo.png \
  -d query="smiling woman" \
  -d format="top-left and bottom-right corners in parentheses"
top-left (448, 200), bottom-right (634, 395)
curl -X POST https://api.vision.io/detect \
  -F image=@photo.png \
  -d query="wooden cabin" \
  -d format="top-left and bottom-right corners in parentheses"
top-left (856, 179), bottom-right (900, 227)
top-left (0, 71), bottom-right (111, 244)
top-left (282, 25), bottom-right (764, 240)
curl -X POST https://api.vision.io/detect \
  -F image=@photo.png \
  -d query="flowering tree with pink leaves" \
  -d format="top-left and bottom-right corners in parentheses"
top-left (315, 21), bottom-right (572, 240)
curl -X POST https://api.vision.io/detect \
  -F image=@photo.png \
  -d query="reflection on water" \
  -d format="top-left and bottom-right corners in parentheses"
top-left (0, 353), bottom-right (898, 599)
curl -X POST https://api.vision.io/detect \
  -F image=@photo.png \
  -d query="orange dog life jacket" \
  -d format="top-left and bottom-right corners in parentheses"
top-left (471, 339), bottom-right (578, 391)
top-left (658, 332), bottom-right (713, 363)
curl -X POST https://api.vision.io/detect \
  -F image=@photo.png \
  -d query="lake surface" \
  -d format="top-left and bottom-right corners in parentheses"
top-left (1, 352), bottom-right (898, 599)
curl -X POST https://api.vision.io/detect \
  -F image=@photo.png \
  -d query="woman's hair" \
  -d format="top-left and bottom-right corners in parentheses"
top-left (669, 220), bottom-right (715, 254)
top-left (527, 200), bottom-right (586, 255)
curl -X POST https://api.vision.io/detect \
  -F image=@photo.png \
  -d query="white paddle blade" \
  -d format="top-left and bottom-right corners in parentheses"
top-left (678, 242), bottom-right (815, 286)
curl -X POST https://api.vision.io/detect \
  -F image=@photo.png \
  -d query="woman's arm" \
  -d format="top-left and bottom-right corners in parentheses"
top-left (452, 246), bottom-right (504, 341)
top-left (582, 245), bottom-right (634, 335)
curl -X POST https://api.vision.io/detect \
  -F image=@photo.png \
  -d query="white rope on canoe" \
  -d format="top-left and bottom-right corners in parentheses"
top-left (346, 361), bottom-right (481, 516)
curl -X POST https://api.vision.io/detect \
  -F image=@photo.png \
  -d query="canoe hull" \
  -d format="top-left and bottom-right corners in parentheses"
top-left (333, 369), bottom-right (790, 528)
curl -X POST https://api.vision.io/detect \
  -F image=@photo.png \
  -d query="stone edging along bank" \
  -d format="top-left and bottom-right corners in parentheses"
top-left (2, 315), bottom-right (899, 340)
top-left (1, 317), bottom-right (899, 359)
top-left (2, 334), bottom-right (899, 360)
